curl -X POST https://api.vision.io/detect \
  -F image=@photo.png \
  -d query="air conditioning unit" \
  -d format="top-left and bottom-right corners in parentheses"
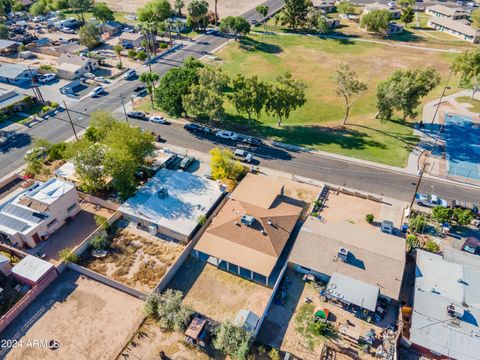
top-left (241, 215), bottom-right (255, 226)
top-left (148, 224), bottom-right (158, 236)
top-left (447, 303), bottom-right (464, 319)
top-left (337, 247), bottom-right (348, 262)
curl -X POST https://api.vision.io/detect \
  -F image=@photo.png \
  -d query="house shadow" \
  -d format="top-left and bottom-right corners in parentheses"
top-left (166, 255), bottom-right (207, 298)
top-left (239, 37), bottom-right (282, 54)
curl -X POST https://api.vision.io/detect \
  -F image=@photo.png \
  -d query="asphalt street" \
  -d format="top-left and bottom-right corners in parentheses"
top-left (1, 0), bottom-right (479, 204)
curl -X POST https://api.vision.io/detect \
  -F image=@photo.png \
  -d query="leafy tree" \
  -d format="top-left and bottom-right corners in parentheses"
top-left (78, 23), bottom-right (100, 50)
top-left (187, 0), bottom-right (208, 30)
top-left (230, 74), bottom-right (268, 122)
top-left (114, 43), bottom-right (123, 68)
top-left (471, 8), bottom-right (480, 29)
top-left (337, 1), bottom-right (355, 18)
top-left (210, 147), bottom-right (245, 181)
top-left (219, 16), bottom-right (250, 39)
top-left (334, 63), bottom-right (367, 125)
top-left (410, 214), bottom-right (426, 233)
top-left (401, 7), bottom-right (414, 28)
top-left (68, 0), bottom-right (94, 24)
top-left (360, 9), bottom-right (392, 36)
top-left (59, 247), bottom-right (79, 263)
top-left (72, 142), bottom-right (107, 192)
top-left (432, 206), bottom-right (452, 224)
top-left (144, 289), bottom-right (193, 332)
top-left (174, 0), bottom-right (184, 15)
top-left (213, 322), bottom-right (252, 360)
top-left (0, 24), bottom-right (8, 40)
top-left (424, 240), bottom-right (440, 253)
top-left (89, 233), bottom-right (109, 250)
top-left (316, 15), bottom-right (330, 34)
top-left (48, 142), bottom-right (67, 161)
top-left (54, 0), bottom-right (69, 10)
top-left (30, 0), bottom-right (48, 15)
top-left (139, 71), bottom-right (160, 108)
top-left (183, 83), bottom-right (225, 120)
top-left (451, 49), bottom-right (480, 87)
top-left (399, 0), bottom-right (415, 7)
top-left (365, 214), bottom-right (374, 224)
top-left (94, 214), bottom-right (109, 230)
top-left (265, 72), bottom-right (306, 126)
top-left (256, 5), bottom-right (269, 32)
top-left (103, 147), bottom-right (138, 199)
top-left (406, 234), bottom-right (419, 251)
top-left (154, 57), bottom-right (203, 116)
top-left (281, 0), bottom-right (309, 30)
top-left (376, 67), bottom-right (440, 120)
top-left (127, 49), bottom-right (137, 59)
top-left (137, 0), bottom-right (172, 54)
top-left (136, 50), bottom-right (148, 61)
top-left (453, 208), bottom-right (474, 226)
top-left (269, 348), bottom-right (281, 360)
top-left (92, 2), bottom-right (114, 22)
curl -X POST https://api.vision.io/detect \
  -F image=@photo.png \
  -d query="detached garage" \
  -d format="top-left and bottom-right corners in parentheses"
top-left (12, 255), bottom-right (57, 287)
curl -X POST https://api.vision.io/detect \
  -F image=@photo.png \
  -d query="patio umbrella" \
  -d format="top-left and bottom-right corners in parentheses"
top-left (315, 309), bottom-right (327, 319)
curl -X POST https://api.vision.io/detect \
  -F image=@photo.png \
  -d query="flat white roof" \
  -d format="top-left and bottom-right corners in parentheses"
top-left (12, 255), bottom-right (54, 282)
top-left (55, 161), bottom-right (75, 179)
top-left (27, 178), bottom-right (75, 205)
top-left (326, 272), bottom-right (379, 312)
top-left (119, 169), bottom-right (224, 238)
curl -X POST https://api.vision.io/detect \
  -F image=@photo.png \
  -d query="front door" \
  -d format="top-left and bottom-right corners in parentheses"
top-left (32, 233), bottom-right (41, 245)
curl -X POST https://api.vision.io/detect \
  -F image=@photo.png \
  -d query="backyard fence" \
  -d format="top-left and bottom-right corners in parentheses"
top-left (78, 192), bottom-right (120, 211)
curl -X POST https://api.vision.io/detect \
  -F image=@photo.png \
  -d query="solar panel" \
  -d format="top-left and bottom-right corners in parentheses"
top-left (2, 203), bottom-right (46, 224)
top-left (0, 213), bottom-right (30, 233)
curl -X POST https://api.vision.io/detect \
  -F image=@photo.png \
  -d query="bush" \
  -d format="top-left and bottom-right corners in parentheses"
top-left (453, 208), bottom-right (474, 226)
top-left (268, 348), bottom-right (281, 360)
top-left (116, 62), bottom-right (123, 69)
top-left (136, 50), bottom-right (148, 61)
top-left (423, 239), bottom-right (440, 253)
top-left (406, 234), bottom-right (419, 251)
top-left (159, 42), bottom-right (168, 49)
top-left (432, 206), bottom-right (452, 224)
top-left (197, 214), bottom-right (207, 226)
top-left (410, 214), bottom-right (426, 233)
top-left (213, 322), bottom-right (252, 360)
top-left (365, 214), bottom-right (374, 224)
top-left (89, 233), bottom-right (109, 250)
top-left (144, 289), bottom-right (193, 332)
top-left (94, 214), bottom-right (109, 231)
top-left (127, 49), bottom-right (137, 59)
top-left (39, 64), bottom-right (54, 72)
top-left (48, 142), bottom-right (67, 161)
top-left (59, 247), bottom-right (79, 263)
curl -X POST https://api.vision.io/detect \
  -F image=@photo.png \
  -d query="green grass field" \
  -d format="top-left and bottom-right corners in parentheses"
top-left (210, 32), bottom-right (460, 167)
top-left (455, 96), bottom-right (480, 112)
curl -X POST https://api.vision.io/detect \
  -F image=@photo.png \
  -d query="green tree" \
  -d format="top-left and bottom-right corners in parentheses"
top-left (103, 147), bottom-right (138, 199)
top-left (0, 24), bottom-right (8, 39)
top-left (78, 23), bottom-right (100, 50)
top-left (316, 15), bottom-right (330, 34)
top-left (59, 247), bottom-right (79, 263)
top-left (72, 142), bottom-right (107, 192)
top-left (89, 233), bottom-right (109, 250)
top-left (209, 147), bottom-right (245, 181)
top-left (281, 0), bottom-right (309, 30)
top-left (144, 289), bottom-right (193, 332)
top-left (54, 0), bottom-right (69, 10)
top-left (410, 214), bottom-right (426, 233)
top-left (453, 208), bottom-right (474, 226)
top-left (473, 9), bottom-right (480, 30)
top-left (406, 234), bottom-right (419, 251)
top-left (337, 1), bottom-right (355, 19)
top-left (48, 142), bottom-right (67, 161)
top-left (29, 0), bottom-right (48, 15)
top-left (68, 0), bottom-right (94, 24)
top-left (376, 67), bottom-right (440, 120)
top-left (432, 206), bottom-right (453, 224)
top-left (230, 74), bottom-right (268, 122)
top-left (213, 322), bottom-right (252, 360)
top-left (256, 5), bottom-right (269, 33)
top-left (401, 7), bottom-right (414, 28)
top-left (451, 49), bottom-right (480, 87)
top-left (219, 16), bottom-right (250, 39)
top-left (114, 43), bottom-right (123, 68)
top-left (136, 49), bottom-right (148, 61)
top-left (187, 0), bottom-right (208, 30)
top-left (424, 240), bottom-right (440, 253)
top-left (334, 63), bottom-right (368, 125)
top-left (183, 83), bottom-right (225, 120)
top-left (92, 2), bottom-right (114, 22)
top-left (360, 9), bottom-right (392, 36)
top-left (399, 0), bottom-right (415, 7)
top-left (174, 0), bottom-right (184, 15)
top-left (265, 72), bottom-right (306, 126)
top-left (139, 71), bottom-right (160, 108)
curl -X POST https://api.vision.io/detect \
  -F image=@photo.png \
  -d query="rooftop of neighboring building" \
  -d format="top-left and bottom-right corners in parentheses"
top-left (12, 254), bottom-right (54, 283)
top-left (428, 16), bottom-right (479, 37)
top-left (427, 4), bottom-right (467, 16)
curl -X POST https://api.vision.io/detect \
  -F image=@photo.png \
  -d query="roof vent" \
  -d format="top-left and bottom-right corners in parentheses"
top-left (234, 221), bottom-right (240, 226)
top-left (157, 187), bottom-right (168, 199)
top-left (337, 247), bottom-right (348, 262)
top-left (261, 229), bottom-right (267, 236)
top-left (241, 215), bottom-right (255, 227)
top-left (447, 303), bottom-right (464, 319)
top-left (267, 219), bottom-right (272, 226)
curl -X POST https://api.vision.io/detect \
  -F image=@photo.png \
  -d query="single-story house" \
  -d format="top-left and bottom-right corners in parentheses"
top-left (55, 161), bottom-right (112, 187)
top-left (0, 178), bottom-right (80, 249)
top-left (427, 17), bottom-right (480, 43)
top-left (99, 21), bottom-right (123, 37)
top-left (57, 53), bottom-right (99, 79)
top-left (168, 16), bottom-right (187, 33)
top-left (0, 39), bottom-right (20, 54)
top-left (193, 174), bottom-right (303, 287)
top-left (289, 216), bottom-right (406, 307)
top-left (12, 255), bottom-right (57, 286)
top-left (0, 88), bottom-right (34, 115)
top-left (387, 22), bottom-right (404, 35)
top-left (311, 0), bottom-right (336, 13)
top-left (0, 63), bottom-right (35, 85)
top-left (119, 32), bottom-right (145, 48)
top-left (55, 42), bottom-right (88, 56)
top-left (119, 168), bottom-right (225, 243)
top-left (409, 250), bottom-right (480, 360)
top-left (363, 3), bottom-right (401, 19)
top-left (324, 16), bottom-right (340, 28)
top-left (426, 5), bottom-right (468, 21)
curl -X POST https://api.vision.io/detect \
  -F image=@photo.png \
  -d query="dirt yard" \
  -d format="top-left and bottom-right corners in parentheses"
top-left (168, 256), bottom-right (272, 323)
top-left (103, 0), bottom-right (266, 18)
top-left (81, 225), bottom-right (185, 292)
top-left (117, 318), bottom-right (214, 360)
top-left (3, 270), bottom-right (143, 360)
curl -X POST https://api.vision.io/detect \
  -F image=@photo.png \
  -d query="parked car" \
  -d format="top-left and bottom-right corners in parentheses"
top-left (234, 148), bottom-right (253, 163)
top-left (94, 76), bottom-right (108, 84)
top-left (38, 73), bottom-right (56, 83)
top-left (415, 193), bottom-right (448, 208)
top-left (126, 111), bottom-right (147, 120)
top-left (133, 85), bottom-right (147, 97)
top-left (184, 123), bottom-right (203, 132)
top-left (243, 136), bottom-right (262, 146)
top-left (179, 156), bottom-right (195, 170)
top-left (123, 69), bottom-right (136, 80)
top-left (83, 72), bottom-right (95, 79)
top-left (467, 1), bottom-right (478, 6)
top-left (32, 16), bottom-right (46, 23)
top-left (201, 126), bottom-right (215, 134)
top-left (122, 27), bottom-right (134, 33)
top-left (60, 27), bottom-right (75, 34)
top-left (380, 220), bottom-right (394, 235)
top-left (24, 146), bottom-right (47, 160)
top-left (88, 86), bottom-right (105, 98)
top-left (451, 200), bottom-right (479, 219)
top-left (205, 28), bottom-right (217, 35)
top-left (149, 115), bottom-right (167, 124)
top-left (215, 130), bottom-right (238, 141)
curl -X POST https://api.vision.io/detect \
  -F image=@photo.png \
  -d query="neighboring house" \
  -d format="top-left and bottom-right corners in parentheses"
top-left (387, 22), bottom-right (404, 35)
top-left (363, 2), bottom-right (401, 19)
top-left (0, 63), bottom-right (35, 85)
top-left (55, 42), bottom-right (88, 56)
top-left (57, 53), bottom-right (99, 79)
top-left (427, 17), bottom-right (480, 43)
top-left (0, 254), bottom-right (12, 276)
top-left (0, 88), bottom-right (35, 117)
top-left (193, 174), bottom-right (304, 287)
top-left (119, 32), bottom-right (145, 48)
top-left (168, 16), bottom-right (187, 33)
top-left (119, 168), bottom-right (225, 243)
top-left (311, 0), bottom-right (336, 13)
top-left (0, 178), bottom-right (80, 249)
top-left (324, 16), bottom-right (340, 28)
top-left (0, 40), bottom-right (20, 55)
top-left (99, 21), bottom-right (123, 37)
top-left (12, 255), bottom-right (57, 286)
top-left (426, 5), bottom-right (468, 21)
top-left (289, 216), bottom-right (406, 308)
top-left (409, 250), bottom-right (480, 360)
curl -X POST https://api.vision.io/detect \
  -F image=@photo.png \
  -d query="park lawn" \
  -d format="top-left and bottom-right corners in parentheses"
top-left (455, 96), bottom-right (480, 112)
top-left (212, 32), bottom-right (460, 167)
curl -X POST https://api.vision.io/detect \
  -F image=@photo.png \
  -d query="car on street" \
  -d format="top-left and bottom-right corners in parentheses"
top-left (94, 76), bottom-right (108, 83)
top-left (149, 115), bottom-right (167, 124)
top-left (127, 111), bottom-right (147, 120)
top-left (250, 19), bottom-right (258, 25)
top-left (201, 126), bottom-right (215, 134)
top-left (88, 86), bottom-right (105, 98)
top-left (123, 69), bottom-right (136, 80)
top-left (243, 136), bottom-right (262, 146)
top-left (24, 146), bottom-right (47, 160)
top-left (38, 73), bottom-right (56, 83)
top-left (133, 85), bottom-right (147, 97)
top-left (83, 72), bottom-right (95, 79)
top-left (184, 123), bottom-right (203, 132)
top-left (415, 193), bottom-right (448, 208)
top-left (60, 27), bottom-right (75, 34)
top-left (33, 16), bottom-right (46, 22)
top-left (179, 156), bottom-right (195, 170)
top-left (234, 148), bottom-right (253, 163)
top-left (205, 28), bottom-right (217, 35)
top-left (215, 130), bottom-right (238, 141)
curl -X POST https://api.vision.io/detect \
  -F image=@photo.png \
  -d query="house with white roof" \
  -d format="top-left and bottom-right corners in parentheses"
top-left (12, 255), bottom-right (57, 286)
top-left (409, 250), bottom-right (480, 360)
top-left (0, 178), bottom-right (80, 248)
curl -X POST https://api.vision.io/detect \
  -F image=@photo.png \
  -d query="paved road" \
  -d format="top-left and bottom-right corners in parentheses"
top-left (1, 0), bottom-right (479, 204)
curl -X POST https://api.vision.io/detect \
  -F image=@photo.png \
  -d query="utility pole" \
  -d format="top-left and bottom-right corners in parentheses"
top-left (63, 101), bottom-right (78, 140)
top-left (410, 160), bottom-right (428, 210)
top-left (28, 66), bottom-right (44, 103)
top-left (119, 94), bottom-right (128, 121)
top-left (431, 70), bottom-right (453, 124)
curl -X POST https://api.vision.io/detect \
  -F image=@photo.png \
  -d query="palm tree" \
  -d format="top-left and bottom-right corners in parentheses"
top-left (114, 43), bottom-right (123, 68)
top-left (214, 0), bottom-right (218, 26)
top-left (175, 0), bottom-right (184, 16)
top-left (139, 71), bottom-right (160, 108)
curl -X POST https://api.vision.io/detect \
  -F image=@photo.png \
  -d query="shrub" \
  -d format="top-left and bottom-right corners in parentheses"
top-left (94, 214), bottom-right (109, 231)
top-left (365, 214), bottom-right (374, 224)
top-left (127, 49), bottom-right (137, 59)
top-left (48, 142), bottom-right (67, 161)
top-left (136, 50), bottom-right (148, 61)
top-left (159, 42), bottom-right (168, 49)
top-left (39, 64), bottom-right (54, 72)
top-left (144, 289), bottom-right (193, 332)
top-left (423, 239), bottom-right (440, 253)
top-left (432, 206), bottom-right (452, 224)
top-left (116, 62), bottom-right (123, 69)
top-left (268, 348), bottom-right (281, 360)
top-left (89, 233), bottom-right (109, 250)
top-left (410, 214), bottom-right (426, 233)
top-left (213, 321), bottom-right (252, 360)
top-left (453, 208), bottom-right (474, 226)
top-left (59, 247), bottom-right (79, 263)
top-left (197, 214), bottom-right (207, 226)
top-left (406, 234), bottom-right (419, 251)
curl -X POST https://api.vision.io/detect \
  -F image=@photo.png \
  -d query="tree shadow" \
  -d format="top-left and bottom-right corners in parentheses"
top-left (388, 29), bottom-right (424, 43)
top-left (349, 123), bottom-right (419, 150)
top-left (239, 36), bottom-right (282, 54)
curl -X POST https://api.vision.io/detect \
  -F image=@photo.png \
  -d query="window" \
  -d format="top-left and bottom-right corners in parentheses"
top-left (47, 219), bottom-right (58, 228)
top-left (67, 203), bottom-right (77, 212)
